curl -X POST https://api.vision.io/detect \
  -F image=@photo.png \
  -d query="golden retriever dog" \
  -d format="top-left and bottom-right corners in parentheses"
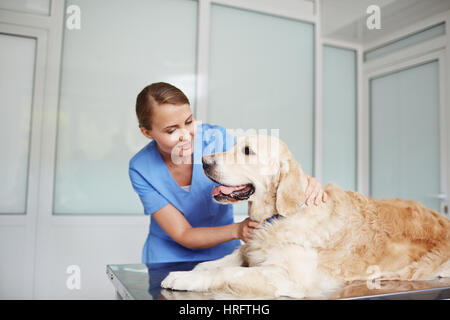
top-left (161, 135), bottom-right (450, 298)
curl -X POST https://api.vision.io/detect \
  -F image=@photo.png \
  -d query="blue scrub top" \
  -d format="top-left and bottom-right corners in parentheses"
top-left (129, 122), bottom-right (241, 263)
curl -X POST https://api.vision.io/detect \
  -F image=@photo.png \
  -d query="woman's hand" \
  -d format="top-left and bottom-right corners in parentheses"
top-left (305, 175), bottom-right (327, 206)
top-left (235, 218), bottom-right (259, 242)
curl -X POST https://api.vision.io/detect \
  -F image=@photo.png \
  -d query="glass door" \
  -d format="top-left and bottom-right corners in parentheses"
top-left (370, 60), bottom-right (445, 212)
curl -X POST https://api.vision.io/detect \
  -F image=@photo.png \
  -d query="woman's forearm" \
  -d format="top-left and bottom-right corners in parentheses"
top-left (153, 204), bottom-right (242, 250)
top-left (176, 223), bottom-right (239, 249)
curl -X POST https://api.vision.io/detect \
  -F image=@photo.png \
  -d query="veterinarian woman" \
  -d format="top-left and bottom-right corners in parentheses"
top-left (129, 82), bottom-right (327, 264)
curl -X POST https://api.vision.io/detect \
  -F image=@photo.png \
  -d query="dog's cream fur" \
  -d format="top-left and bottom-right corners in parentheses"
top-left (161, 135), bottom-right (450, 298)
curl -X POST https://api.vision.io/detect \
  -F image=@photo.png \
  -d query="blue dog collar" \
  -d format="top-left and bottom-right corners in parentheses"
top-left (265, 214), bottom-right (283, 224)
top-left (265, 202), bottom-right (307, 224)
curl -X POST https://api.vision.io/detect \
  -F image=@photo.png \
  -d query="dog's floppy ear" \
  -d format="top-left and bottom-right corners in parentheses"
top-left (275, 151), bottom-right (308, 217)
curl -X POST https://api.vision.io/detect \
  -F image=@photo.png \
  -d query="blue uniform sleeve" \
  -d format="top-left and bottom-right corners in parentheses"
top-left (202, 123), bottom-right (236, 155)
top-left (129, 165), bottom-right (169, 215)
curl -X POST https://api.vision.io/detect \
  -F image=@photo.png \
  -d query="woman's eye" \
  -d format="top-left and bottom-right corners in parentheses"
top-left (243, 146), bottom-right (254, 155)
top-left (167, 130), bottom-right (175, 134)
top-left (186, 120), bottom-right (193, 125)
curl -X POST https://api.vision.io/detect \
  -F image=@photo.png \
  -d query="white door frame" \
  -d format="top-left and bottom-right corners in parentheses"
top-left (321, 37), bottom-right (363, 192)
top-left (0, 23), bottom-right (47, 298)
top-left (362, 48), bottom-right (448, 215)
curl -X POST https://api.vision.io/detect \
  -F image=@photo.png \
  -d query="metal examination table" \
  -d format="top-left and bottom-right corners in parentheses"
top-left (106, 262), bottom-right (450, 300)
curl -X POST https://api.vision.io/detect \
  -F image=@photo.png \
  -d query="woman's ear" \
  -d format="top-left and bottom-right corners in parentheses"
top-left (275, 154), bottom-right (308, 217)
top-left (140, 127), bottom-right (153, 140)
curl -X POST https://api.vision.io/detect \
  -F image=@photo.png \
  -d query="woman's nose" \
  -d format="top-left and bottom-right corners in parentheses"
top-left (178, 129), bottom-right (191, 142)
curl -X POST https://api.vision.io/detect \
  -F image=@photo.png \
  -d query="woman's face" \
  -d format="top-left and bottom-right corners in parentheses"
top-left (140, 103), bottom-right (196, 161)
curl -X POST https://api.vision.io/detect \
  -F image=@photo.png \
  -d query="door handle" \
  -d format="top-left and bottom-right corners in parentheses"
top-left (427, 193), bottom-right (448, 200)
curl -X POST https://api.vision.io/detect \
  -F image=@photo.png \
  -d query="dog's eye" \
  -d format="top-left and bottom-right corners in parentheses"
top-left (243, 146), bottom-right (254, 155)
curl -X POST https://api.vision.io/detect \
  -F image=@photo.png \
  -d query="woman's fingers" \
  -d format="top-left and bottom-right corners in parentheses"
top-left (248, 220), bottom-right (260, 229)
top-left (314, 186), bottom-right (324, 205)
top-left (304, 175), bottom-right (313, 198)
top-left (242, 220), bottom-right (260, 242)
top-left (315, 192), bottom-right (323, 205)
top-left (243, 229), bottom-right (252, 242)
top-left (306, 185), bottom-right (318, 206)
top-left (305, 176), bottom-right (321, 206)
top-left (307, 185), bottom-right (325, 206)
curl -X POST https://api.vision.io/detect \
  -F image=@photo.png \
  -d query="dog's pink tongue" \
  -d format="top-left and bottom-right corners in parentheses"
top-left (212, 185), bottom-right (244, 196)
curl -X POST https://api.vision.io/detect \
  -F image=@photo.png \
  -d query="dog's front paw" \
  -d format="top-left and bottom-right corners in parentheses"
top-left (161, 271), bottom-right (210, 292)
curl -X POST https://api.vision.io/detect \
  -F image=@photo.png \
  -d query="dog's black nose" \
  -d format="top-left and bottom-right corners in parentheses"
top-left (202, 156), bottom-right (215, 171)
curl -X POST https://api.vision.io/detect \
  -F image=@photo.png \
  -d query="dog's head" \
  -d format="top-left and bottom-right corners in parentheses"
top-left (202, 135), bottom-right (308, 221)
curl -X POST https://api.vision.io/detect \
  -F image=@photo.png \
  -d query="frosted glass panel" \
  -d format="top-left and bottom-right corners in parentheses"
top-left (322, 45), bottom-right (356, 190)
top-left (0, 34), bottom-right (36, 214)
top-left (54, 0), bottom-right (198, 215)
top-left (371, 61), bottom-right (441, 211)
top-left (208, 4), bottom-right (314, 183)
top-left (208, 5), bottom-right (314, 216)
top-left (0, 0), bottom-right (50, 16)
